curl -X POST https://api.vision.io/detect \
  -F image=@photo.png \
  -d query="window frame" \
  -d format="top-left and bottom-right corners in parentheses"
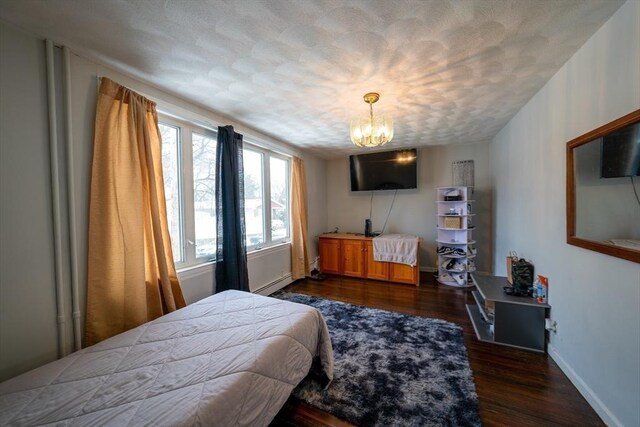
top-left (189, 128), bottom-right (219, 263)
top-left (267, 152), bottom-right (291, 245)
top-left (158, 119), bottom-right (186, 265)
top-left (159, 114), bottom-right (292, 269)
top-left (242, 142), bottom-right (291, 251)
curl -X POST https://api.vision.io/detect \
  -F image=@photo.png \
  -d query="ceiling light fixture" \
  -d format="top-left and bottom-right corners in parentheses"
top-left (350, 92), bottom-right (394, 148)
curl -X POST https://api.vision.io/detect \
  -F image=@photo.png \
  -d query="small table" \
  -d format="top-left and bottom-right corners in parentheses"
top-left (466, 273), bottom-right (551, 353)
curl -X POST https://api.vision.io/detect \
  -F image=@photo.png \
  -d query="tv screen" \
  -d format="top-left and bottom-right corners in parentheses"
top-left (350, 149), bottom-right (417, 191)
top-left (600, 122), bottom-right (640, 178)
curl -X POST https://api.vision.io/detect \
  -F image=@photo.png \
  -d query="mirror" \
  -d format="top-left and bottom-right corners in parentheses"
top-left (567, 109), bottom-right (640, 263)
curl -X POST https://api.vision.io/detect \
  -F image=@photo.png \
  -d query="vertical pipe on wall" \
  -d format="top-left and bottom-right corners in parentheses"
top-left (45, 39), bottom-right (68, 358)
top-left (62, 46), bottom-right (82, 351)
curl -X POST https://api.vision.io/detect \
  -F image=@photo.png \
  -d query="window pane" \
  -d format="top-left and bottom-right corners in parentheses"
top-left (243, 149), bottom-right (264, 247)
top-left (192, 132), bottom-right (217, 258)
top-left (270, 157), bottom-right (289, 240)
top-left (159, 123), bottom-right (182, 262)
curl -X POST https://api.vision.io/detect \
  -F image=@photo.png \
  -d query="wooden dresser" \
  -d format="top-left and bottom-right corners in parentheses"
top-left (318, 233), bottom-right (420, 286)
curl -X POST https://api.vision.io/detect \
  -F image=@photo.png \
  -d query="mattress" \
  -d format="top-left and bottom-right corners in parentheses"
top-left (0, 290), bottom-right (334, 426)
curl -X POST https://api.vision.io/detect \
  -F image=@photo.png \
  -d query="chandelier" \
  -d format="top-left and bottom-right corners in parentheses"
top-left (350, 92), bottom-right (394, 147)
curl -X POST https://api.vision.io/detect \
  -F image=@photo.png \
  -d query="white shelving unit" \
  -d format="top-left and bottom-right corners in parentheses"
top-left (436, 186), bottom-right (476, 288)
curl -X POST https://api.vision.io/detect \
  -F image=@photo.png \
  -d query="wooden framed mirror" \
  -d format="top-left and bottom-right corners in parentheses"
top-left (566, 109), bottom-right (640, 263)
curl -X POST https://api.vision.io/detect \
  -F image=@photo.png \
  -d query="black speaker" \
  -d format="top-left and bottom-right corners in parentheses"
top-left (364, 219), bottom-right (372, 237)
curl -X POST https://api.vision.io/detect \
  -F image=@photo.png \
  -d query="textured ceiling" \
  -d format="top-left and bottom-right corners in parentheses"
top-left (0, 0), bottom-right (624, 157)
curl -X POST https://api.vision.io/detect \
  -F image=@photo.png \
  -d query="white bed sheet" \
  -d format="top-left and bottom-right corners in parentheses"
top-left (0, 290), bottom-right (333, 426)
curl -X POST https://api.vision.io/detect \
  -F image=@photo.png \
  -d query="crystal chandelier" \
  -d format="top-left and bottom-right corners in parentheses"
top-left (350, 92), bottom-right (394, 147)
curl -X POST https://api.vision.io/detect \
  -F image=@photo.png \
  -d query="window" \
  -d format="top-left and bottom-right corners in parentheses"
top-left (269, 156), bottom-right (289, 241)
top-left (192, 132), bottom-right (217, 258)
top-left (242, 146), bottom-right (290, 250)
top-left (159, 123), bottom-right (182, 262)
top-left (243, 149), bottom-right (264, 247)
top-left (159, 115), bottom-right (290, 268)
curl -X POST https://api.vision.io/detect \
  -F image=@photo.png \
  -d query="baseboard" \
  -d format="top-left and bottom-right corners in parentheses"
top-left (253, 273), bottom-right (293, 296)
top-left (548, 345), bottom-right (620, 427)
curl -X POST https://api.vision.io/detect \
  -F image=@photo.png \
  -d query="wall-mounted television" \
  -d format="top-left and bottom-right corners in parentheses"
top-left (600, 122), bottom-right (640, 178)
top-left (350, 148), bottom-right (417, 191)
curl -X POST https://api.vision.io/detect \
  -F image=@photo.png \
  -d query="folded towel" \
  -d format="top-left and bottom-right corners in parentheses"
top-left (373, 234), bottom-right (419, 266)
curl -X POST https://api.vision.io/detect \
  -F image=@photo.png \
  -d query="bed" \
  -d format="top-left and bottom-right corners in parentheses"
top-left (0, 290), bottom-right (334, 426)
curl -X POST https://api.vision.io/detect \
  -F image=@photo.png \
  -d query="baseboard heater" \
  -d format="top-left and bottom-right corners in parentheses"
top-left (253, 273), bottom-right (292, 295)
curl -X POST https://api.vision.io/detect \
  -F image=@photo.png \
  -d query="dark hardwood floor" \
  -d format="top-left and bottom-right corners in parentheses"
top-left (271, 273), bottom-right (604, 427)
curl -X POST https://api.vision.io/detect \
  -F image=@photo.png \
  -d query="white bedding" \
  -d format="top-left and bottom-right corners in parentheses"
top-left (0, 290), bottom-right (333, 426)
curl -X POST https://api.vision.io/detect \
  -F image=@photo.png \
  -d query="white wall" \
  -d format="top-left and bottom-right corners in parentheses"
top-left (491, 1), bottom-right (640, 425)
top-left (326, 143), bottom-right (492, 272)
top-left (0, 22), bottom-right (61, 382)
top-left (0, 21), bottom-right (327, 382)
top-left (304, 151), bottom-right (328, 265)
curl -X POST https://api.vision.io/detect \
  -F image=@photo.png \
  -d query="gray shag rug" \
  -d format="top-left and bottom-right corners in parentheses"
top-left (273, 291), bottom-right (481, 427)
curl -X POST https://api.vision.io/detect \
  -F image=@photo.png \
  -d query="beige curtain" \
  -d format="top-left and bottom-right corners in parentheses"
top-left (86, 78), bottom-right (185, 346)
top-left (291, 157), bottom-right (310, 280)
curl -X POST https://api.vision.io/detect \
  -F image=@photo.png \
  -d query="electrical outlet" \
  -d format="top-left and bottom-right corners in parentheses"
top-left (545, 319), bottom-right (557, 333)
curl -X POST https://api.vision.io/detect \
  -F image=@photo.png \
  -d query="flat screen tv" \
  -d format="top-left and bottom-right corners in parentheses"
top-left (600, 122), bottom-right (640, 178)
top-left (350, 149), bottom-right (417, 191)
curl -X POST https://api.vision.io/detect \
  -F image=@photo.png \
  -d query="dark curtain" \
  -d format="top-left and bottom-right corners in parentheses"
top-left (215, 125), bottom-right (249, 292)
